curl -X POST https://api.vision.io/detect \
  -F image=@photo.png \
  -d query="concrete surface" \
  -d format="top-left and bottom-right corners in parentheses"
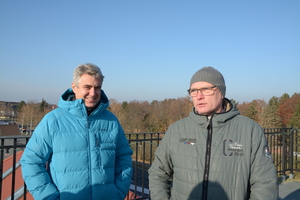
top-left (279, 181), bottom-right (300, 200)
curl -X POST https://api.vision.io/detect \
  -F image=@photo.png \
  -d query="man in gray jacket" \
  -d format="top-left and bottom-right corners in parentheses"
top-left (148, 67), bottom-right (278, 200)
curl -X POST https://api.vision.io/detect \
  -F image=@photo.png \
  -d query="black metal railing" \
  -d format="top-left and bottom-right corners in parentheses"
top-left (1, 128), bottom-right (299, 200)
top-left (1, 136), bottom-right (30, 200)
top-left (264, 127), bottom-right (300, 180)
top-left (127, 132), bottom-right (164, 199)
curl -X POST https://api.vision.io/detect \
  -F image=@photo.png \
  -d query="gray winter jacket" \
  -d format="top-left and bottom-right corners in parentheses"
top-left (148, 99), bottom-right (278, 200)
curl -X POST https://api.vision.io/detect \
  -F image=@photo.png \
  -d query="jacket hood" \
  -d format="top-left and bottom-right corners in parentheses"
top-left (58, 88), bottom-right (109, 118)
top-left (189, 98), bottom-right (240, 128)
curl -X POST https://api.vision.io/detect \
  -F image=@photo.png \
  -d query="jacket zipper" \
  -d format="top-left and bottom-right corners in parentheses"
top-left (202, 117), bottom-right (213, 200)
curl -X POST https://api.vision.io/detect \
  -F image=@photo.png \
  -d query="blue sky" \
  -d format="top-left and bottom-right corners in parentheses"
top-left (0, 0), bottom-right (299, 104)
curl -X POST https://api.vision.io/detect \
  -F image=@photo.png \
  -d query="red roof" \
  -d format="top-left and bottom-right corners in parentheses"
top-left (2, 151), bottom-right (34, 200)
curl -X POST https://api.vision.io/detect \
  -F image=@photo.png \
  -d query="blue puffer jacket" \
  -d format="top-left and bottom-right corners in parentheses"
top-left (21, 88), bottom-right (133, 200)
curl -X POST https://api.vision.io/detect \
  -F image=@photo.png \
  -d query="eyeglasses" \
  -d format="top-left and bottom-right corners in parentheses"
top-left (187, 86), bottom-right (217, 97)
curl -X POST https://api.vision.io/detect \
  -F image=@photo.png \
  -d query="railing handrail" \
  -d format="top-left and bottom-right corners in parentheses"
top-left (0, 135), bottom-right (31, 139)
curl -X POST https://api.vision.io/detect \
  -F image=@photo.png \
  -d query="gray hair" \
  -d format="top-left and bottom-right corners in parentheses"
top-left (73, 63), bottom-right (105, 86)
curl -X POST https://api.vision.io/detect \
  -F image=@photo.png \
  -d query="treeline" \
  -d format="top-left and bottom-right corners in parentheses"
top-left (109, 97), bottom-right (193, 133)
top-left (109, 92), bottom-right (300, 133)
top-left (1, 92), bottom-right (299, 133)
top-left (236, 93), bottom-right (300, 128)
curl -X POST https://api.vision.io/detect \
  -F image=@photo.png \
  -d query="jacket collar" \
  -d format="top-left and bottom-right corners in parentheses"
top-left (58, 88), bottom-right (109, 118)
top-left (189, 98), bottom-right (240, 128)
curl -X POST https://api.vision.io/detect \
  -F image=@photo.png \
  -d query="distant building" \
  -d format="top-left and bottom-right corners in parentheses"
top-left (0, 123), bottom-right (21, 136)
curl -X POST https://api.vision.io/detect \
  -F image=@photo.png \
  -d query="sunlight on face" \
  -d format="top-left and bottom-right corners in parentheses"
top-left (72, 74), bottom-right (102, 108)
top-left (190, 81), bottom-right (224, 116)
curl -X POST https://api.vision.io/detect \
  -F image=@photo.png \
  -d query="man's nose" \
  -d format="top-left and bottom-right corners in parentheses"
top-left (196, 90), bottom-right (204, 99)
top-left (89, 87), bottom-right (96, 95)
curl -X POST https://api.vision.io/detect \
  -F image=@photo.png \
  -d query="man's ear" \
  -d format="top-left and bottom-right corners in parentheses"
top-left (71, 82), bottom-right (76, 91)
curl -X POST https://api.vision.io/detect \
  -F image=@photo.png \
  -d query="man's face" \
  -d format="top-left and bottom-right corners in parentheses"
top-left (190, 81), bottom-right (224, 116)
top-left (72, 74), bottom-right (102, 108)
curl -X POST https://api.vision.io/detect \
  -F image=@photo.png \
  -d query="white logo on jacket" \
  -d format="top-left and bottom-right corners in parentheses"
top-left (223, 139), bottom-right (244, 157)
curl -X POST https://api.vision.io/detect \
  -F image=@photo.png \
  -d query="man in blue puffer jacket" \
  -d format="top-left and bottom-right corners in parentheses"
top-left (21, 63), bottom-right (133, 200)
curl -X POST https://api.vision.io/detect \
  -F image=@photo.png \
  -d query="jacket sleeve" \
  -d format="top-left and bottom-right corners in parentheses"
top-left (20, 117), bottom-right (60, 200)
top-left (114, 124), bottom-right (133, 199)
top-left (148, 129), bottom-right (173, 200)
top-left (249, 124), bottom-right (278, 200)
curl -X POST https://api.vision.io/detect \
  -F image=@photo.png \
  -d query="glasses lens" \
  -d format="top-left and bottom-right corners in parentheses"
top-left (202, 89), bottom-right (212, 95)
top-left (190, 89), bottom-right (197, 96)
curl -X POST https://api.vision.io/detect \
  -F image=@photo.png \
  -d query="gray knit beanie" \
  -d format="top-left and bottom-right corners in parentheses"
top-left (190, 66), bottom-right (226, 97)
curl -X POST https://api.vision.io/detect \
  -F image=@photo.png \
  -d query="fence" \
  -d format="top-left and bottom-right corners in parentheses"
top-left (264, 127), bottom-right (300, 180)
top-left (1, 128), bottom-right (299, 200)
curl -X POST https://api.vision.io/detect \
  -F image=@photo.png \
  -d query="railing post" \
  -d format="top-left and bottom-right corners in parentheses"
top-left (134, 133), bottom-right (139, 195)
top-left (296, 129), bottom-right (300, 172)
top-left (281, 131), bottom-right (286, 181)
top-left (0, 138), bottom-right (4, 199)
top-left (289, 128), bottom-right (294, 179)
top-left (141, 133), bottom-right (146, 196)
top-left (10, 138), bottom-right (17, 200)
top-left (149, 133), bottom-right (153, 166)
